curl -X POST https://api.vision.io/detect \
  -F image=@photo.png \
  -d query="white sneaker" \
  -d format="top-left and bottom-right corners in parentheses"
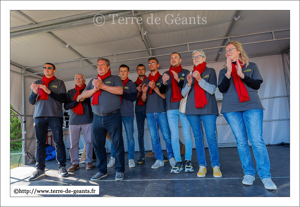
top-left (242, 175), bottom-right (255, 185)
top-left (129, 159), bottom-right (135, 168)
top-left (107, 156), bottom-right (115, 168)
top-left (169, 157), bottom-right (176, 168)
top-left (151, 160), bottom-right (164, 169)
top-left (262, 178), bottom-right (277, 190)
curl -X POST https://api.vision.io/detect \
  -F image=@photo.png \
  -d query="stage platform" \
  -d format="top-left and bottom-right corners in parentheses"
top-left (10, 146), bottom-right (290, 197)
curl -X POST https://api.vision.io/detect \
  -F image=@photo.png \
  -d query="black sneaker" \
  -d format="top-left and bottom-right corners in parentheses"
top-left (185, 160), bottom-right (194, 173)
top-left (163, 155), bottom-right (168, 163)
top-left (91, 172), bottom-right (108, 180)
top-left (170, 162), bottom-right (183, 174)
top-left (137, 156), bottom-right (145, 164)
top-left (28, 169), bottom-right (45, 181)
top-left (58, 166), bottom-right (68, 177)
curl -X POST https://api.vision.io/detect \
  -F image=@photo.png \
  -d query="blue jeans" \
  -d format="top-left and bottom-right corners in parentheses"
top-left (146, 112), bottom-right (174, 161)
top-left (167, 109), bottom-right (192, 162)
top-left (111, 116), bottom-right (135, 160)
top-left (135, 111), bottom-right (146, 157)
top-left (223, 109), bottom-right (271, 179)
top-left (92, 111), bottom-right (125, 173)
top-left (186, 115), bottom-right (220, 167)
top-left (34, 117), bottom-right (66, 170)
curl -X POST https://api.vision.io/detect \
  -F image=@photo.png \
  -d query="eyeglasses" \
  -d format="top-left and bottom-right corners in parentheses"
top-left (75, 77), bottom-right (83, 80)
top-left (192, 55), bottom-right (204, 60)
top-left (148, 62), bottom-right (156, 66)
top-left (225, 48), bottom-right (237, 54)
top-left (43, 67), bottom-right (53, 70)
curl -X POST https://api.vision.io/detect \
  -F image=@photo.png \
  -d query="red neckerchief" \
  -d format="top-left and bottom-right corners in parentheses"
top-left (231, 61), bottom-right (250, 102)
top-left (120, 77), bottom-right (129, 101)
top-left (193, 62), bottom-right (207, 108)
top-left (148, 71), bottom-right (161, 95)
top-left (72, 84), bottom-right (86, 115)
top-left (91, 70), bottom-right (111, 106)
top-left (169, 64), bottom-right (183, 102)
top-left (136, 76), bottom-right (146, 106)
top-left (38, 75), bottom-right (56, 100)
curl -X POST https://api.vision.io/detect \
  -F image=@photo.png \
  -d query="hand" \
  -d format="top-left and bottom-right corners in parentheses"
top-left (226, 57), bottom-right (232, 77)
top-left (76, 95), bottom-right (82, 102)
top-left (149, 81), bottom-right (156, 89)
top-left (30, 83), bottom-right (39, 94)
top-left (187, 74), bottom-right (193, 86)
top-left (236, 59), bottom-right (244, 79)
top-left (38, 85), bottom-right (51, 94)
top-left (136, 84), bottom-right (142, 92)
top-left (192, 71), bottom-right (201, 82)
top-left (142, 83), bottom-right (148, 93)
top-left (170, 71), bottom-right (180, 82)
top-left (93, 78), bottom-right (104, 90)
top-left (162, 73), bottom-right (170, 84)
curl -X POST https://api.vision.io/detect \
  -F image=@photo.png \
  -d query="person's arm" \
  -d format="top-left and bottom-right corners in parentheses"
top-left (122, 92), bottom-right (137, 101)
top-left (28, 90), bottom-right (38, 105)
top-left (49, 92), bottom-right (67, 103)
top-left (102, 85), bottom-right (123, 95)
top-left (199, 79), bottom-right (216, 95)
top-left (80, 88), bottom-right (98, 99)
top-left (218, 75), bottom-right (231, 93)
top-left (64, 99), bottom-right (79, 110)
top-left (181, 83), bottom-right (191, 97)
top-left (153, 87), bottom-right (166, 99)
top-left (159, 83), bottom-right (167, 94)
top-left (178, 79), bottom-right (184, 89)
top-left (242, 75), bottom-right (263, 90)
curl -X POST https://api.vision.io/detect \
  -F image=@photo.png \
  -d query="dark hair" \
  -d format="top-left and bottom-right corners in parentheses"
top-left (171, 52), bottom-right (181, 59)
top-left (136, 64), bottom-right (145, 70)
top-left (97, 57), bottom-right (110, 67)
top-left (119, 64), bottom-right (129, 71)
top-left (44, 62), bottom-right (56, 70)
top-left (148, 57), bottom-right (159, 64)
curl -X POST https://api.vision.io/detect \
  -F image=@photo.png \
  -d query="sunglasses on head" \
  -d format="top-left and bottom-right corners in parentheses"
top-left (43, 67), bottom-right (53, 70)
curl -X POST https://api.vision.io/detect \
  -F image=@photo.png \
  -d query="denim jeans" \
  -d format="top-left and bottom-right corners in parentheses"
top-left (146, 112), bottom-right (174, 161)
top-left (167, 109), bottom-right (192, 162)
top-left (34, 117), bottom-right (66, 170)
top-left (223, 109), bottom-right (271, 179)
top-left (111, 116), bottom-right (135, 160)
top-left (186, 114), bottom-right (220, 167)
top-left (135, 111), bottom-right (146, 157)
top-left (92, 111), bottom-right (125, 173)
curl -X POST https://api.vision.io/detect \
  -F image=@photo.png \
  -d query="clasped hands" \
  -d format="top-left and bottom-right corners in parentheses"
top-left (226, 57), bottom-right (244, 79)
top-left (30, 83), bottom-right (51, 95)
top-left (162, 71), bottom-right (180, 84)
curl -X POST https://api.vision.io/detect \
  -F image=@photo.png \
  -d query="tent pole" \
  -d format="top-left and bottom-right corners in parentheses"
top-left (22, 68), bottom-right (27, 165)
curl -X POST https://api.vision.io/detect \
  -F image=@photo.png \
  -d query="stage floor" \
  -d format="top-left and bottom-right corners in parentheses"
top-left (10, 145), bottom-right (290, 197)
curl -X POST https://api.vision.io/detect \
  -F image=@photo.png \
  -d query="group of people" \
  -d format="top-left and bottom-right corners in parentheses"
top-left (28, 41), bottom-right (277, 190)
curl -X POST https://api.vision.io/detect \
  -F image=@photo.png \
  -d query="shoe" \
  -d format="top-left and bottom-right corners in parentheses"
top-left (107, 156), bottom-right (115, 168)
top-left (91, 172), bottom-right (107, 180)
top-left (170, 162), bottom-right (183, 174)
top-left (184, 160), bottom-right (194, 173)
top-left (28, 169), bottom-right (45, 181)
top-left (59, 166), bottom-right (68, 177)
top-left (197, 166), bottom-right (207, 177)
top-left (262, 178), bottom-right (277, 190)
top-left (145, 152), bottom-right (155, 157)
top-left (242, 175), bottom-right (255, 185)
top-left (67, 164), bottom-right (79, 172)
top-left (137, 156), bottom-right (145, 164)
top-left (151, 160), bottom-right (164, 169)
top-left (163, 155), bottom-right (169, 163)
top-left (129, 159), bottom-right (135, 168)
top-left (115, 172), bottom-right (124, 180)
top-left (86, 162), bottom-right (93, 170)
top-left (180, 144), bottom-right (185, 155)
top-left (213, 166), bottom-right (222, 178)
top-left (169, 157), bottom-right (176, 168)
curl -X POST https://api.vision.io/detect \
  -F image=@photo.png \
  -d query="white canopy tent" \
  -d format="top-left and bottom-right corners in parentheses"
top-left (9, 10), bottom-right (290, 165)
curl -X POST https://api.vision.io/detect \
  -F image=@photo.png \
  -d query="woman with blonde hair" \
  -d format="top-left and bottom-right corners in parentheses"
top-left (218, 41), bottom-right (277, 190)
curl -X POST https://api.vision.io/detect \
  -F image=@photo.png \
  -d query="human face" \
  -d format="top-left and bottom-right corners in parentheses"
top-left (97, 60), bottom-right (110, 76)
top-left (75, 74), bottom-right (85, 87)
top-left (43, 64), bottom-right (56, 78)
top-left (119, 67), bottom-right (129, 80)
top-left (192, 52), bottom-right (206, 66)
top-left (170, 53), bottom-right (182, 67)
top-left (137, 66), bottom-right (146, 77)
top-left (225, 44), bottom-right (240, 61)
top-left (148, 60), bottom-right (159, 72)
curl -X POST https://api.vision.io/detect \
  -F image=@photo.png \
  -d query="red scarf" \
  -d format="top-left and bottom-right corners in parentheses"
top-left (136, 76), bottom-right (146, 106)
top-left (231, 61), bottom-right (250, 102)
top-left (91, 70), bottom-right (111, 106)
top-left (169, 65), bottom-right (183, 102)
top-left (193, 62), bottom-right (207, 108)
top-left (72, 84), bottom-right (86, 115)
top-left (148, 71), bottom-right (161, 94)
top-left (38, 75), bottom-right (56, 100)
top-left (120, 77), bottom-right (129, 101)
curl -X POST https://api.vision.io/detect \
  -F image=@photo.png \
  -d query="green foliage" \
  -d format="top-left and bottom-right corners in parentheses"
top-left (10, 105), bottom-right (22, 151)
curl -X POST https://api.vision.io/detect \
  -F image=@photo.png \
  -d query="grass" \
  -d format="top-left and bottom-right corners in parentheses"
top-left (10, 149), bottom-right (23, 169)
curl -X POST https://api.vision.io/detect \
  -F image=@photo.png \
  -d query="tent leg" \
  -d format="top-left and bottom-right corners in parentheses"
top-left (22, 68), bottom-right (27, 165)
